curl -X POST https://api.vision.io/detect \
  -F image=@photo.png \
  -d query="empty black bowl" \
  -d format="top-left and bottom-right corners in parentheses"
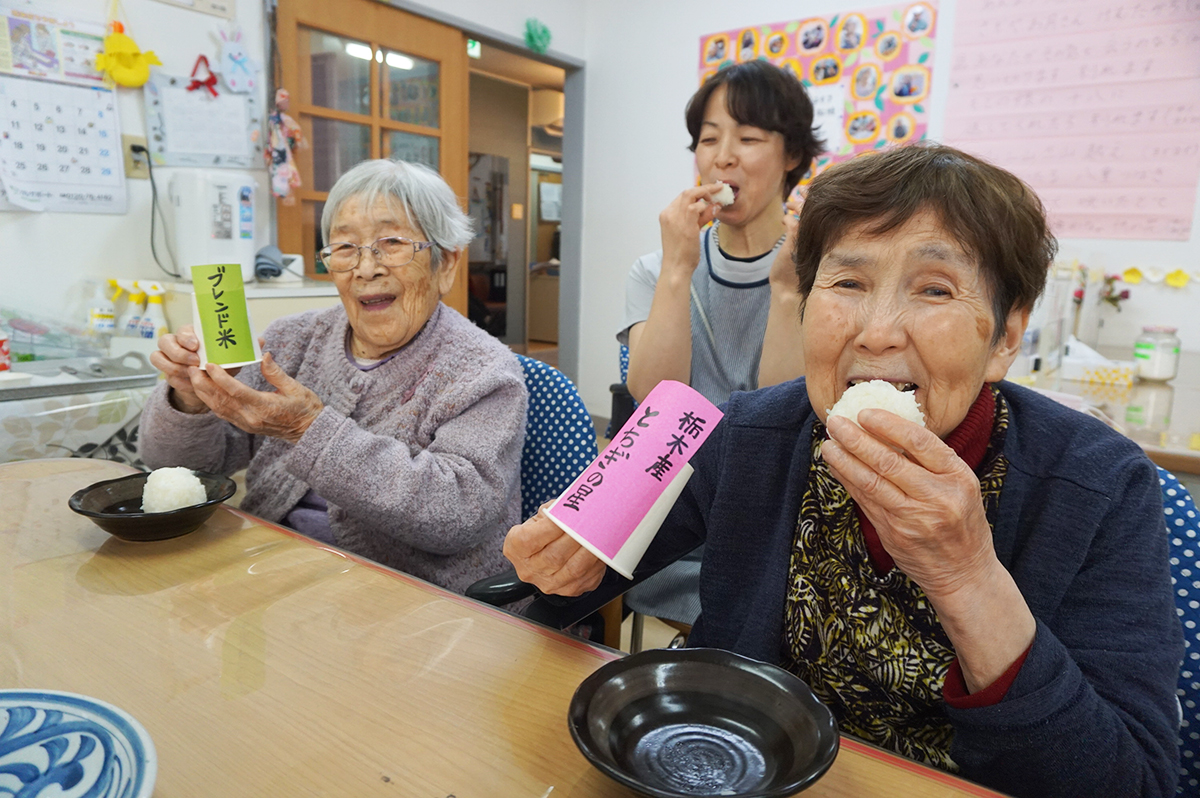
top-left (69, 471), bottom-right (237, 542)
top-left (569, 648), bottom-right (839, 798)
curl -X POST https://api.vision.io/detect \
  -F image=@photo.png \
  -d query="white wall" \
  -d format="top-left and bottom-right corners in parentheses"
top-left (1, 0), bottom-right (269, 320)
top-left (6, 0), bottom-right (1197, 413)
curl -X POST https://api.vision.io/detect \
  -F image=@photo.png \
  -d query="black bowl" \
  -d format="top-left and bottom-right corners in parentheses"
top-left (569, 648), bottom-right (839, 798)
top-left (69, 471), bottom-right (237, 542)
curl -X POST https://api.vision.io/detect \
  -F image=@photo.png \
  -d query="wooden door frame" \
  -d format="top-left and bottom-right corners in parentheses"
top-left (275, 0), bottom-right (469, 314)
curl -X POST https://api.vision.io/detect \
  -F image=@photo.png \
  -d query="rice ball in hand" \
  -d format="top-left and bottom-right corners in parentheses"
top-left (827, 380), bottom-right (925, 428)
top-left (711, 181), bottom-right (735, 206)
top-left (142, 467), bottom-right (208, 513)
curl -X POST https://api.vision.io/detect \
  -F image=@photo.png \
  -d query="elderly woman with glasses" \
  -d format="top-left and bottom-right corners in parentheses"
top-left (140, 159), bottom-right (527, 594)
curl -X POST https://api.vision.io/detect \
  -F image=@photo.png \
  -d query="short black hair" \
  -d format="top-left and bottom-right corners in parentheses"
top-left (685, 61), bottom-right (825, 198)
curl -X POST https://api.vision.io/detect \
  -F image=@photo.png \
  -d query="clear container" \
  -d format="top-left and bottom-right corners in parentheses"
top-left (1134, 326), bottom-right (1181, 381)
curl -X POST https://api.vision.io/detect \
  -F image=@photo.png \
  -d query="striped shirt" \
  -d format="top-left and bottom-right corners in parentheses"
top-left (618, 226), bottom-right (781, 405)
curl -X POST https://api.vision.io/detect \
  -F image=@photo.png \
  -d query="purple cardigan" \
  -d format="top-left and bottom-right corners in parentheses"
top-left (139, 303), bottom-right (527, 594)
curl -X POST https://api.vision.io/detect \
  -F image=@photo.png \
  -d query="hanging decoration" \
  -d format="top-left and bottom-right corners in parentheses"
top-left (95, 19), bottom-right (161, 87)
top-left (186, 54), bottom-right (218, 97)
top-left (218, 24), bottom-right (260, 94)
top-left (524, 18), bottom-right (551, 54)
top-left (1165, 269), bottom-right (1192, 289)
top-left (264, 88), bottom-right (306, 204)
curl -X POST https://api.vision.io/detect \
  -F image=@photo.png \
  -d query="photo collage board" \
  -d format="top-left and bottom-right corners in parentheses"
top-left (699, 2), bottom-right (938, 199)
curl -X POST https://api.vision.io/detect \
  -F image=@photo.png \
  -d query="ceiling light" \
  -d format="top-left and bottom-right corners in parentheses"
top-left (385, 52), bottom-right (414, 70)
top-left (344, 42), bottom-right (372, 61)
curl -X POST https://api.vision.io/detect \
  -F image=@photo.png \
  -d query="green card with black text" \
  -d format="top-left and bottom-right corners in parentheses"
top-left (190, 264), bottom-right (261, 368)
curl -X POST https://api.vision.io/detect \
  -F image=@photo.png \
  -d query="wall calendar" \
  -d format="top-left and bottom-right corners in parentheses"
top-left (0, 74), bottom-right (126, 213)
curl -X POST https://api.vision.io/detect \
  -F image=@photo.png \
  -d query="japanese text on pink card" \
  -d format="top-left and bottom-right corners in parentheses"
top-left (547, 382), bottom-right (722, 560)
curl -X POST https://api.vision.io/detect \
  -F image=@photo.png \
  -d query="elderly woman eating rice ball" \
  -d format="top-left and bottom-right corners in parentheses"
top-left (140, 159), bottom-right (527, 594)
top-left (505, 144), bottom-right (1182, 796)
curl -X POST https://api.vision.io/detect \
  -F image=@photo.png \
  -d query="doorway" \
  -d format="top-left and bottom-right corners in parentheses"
top-left (466, 44), bottom-right (565, 360)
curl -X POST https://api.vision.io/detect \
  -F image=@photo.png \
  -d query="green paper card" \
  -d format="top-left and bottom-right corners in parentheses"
top-left (190, 264), bottom-right (261, 369)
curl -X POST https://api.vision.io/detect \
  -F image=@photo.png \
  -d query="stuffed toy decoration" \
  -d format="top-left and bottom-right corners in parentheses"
top-left (218, 25), bottom-right (259, 94)
top-left (265, 88), bottom-right (306, 204)
top-left (95, 20), bottom-right (160, 87)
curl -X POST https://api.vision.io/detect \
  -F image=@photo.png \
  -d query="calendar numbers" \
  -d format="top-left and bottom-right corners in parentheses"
top-left (0, 75), bottom-right (126, 213)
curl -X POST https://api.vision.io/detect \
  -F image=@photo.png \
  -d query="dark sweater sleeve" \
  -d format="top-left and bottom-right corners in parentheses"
top-left (947, 454), bottom-right (1183, 797)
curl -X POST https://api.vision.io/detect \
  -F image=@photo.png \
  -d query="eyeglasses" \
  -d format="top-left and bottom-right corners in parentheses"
top-left (318, 236), bottom-right (436, 273)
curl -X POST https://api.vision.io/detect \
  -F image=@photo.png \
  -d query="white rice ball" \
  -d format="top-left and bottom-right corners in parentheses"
top-left (711, 181), bottom-right (735, 206)
top-left (827, 380), bottom-right (925, 427)
top-left (142, 467), bottom-right (208, 513)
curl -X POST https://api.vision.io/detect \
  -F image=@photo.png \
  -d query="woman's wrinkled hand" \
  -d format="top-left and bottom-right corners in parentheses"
top-left (187, 352), bottom-right (324, 444)
top-left (769, 199), bottom-right (803, 294)
top-left (821, 409), bottom-right (998, 601)
top-left (503, 505), bottom-right (606, 596)
top-left (149, 325), bottom-right (220, 414)
top-left (659, 184), bottom-right (724, 278)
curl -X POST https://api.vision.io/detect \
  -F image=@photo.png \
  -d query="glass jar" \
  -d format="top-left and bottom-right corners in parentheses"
top-left (1133, 326), bottom-right (1181, 381)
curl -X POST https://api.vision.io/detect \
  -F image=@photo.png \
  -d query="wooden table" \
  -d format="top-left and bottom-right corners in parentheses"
top-left (1034, 349), bottom-right (1200, 475)
top-left (0, 458), bottom-right (1005, 797)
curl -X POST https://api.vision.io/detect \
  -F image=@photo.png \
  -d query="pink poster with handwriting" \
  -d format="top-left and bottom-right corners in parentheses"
top-left (698, 2), bottom-right (939, 199)
top-left (943, 0), bottom-right (1200, 240)
top-left (545, 381), bottom-right (722, 578)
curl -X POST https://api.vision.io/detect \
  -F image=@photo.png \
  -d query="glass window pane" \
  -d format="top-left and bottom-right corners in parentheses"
top-left (308, 29), bottom-right (371, 115)
top-left (310, 117), bottom-right (370, 192)
top-left (385, 130), bottom-right (439, 171)
top-left (302, 200), bottom-right (327, 275)
top-left (383, 50), bottom-right (439, 128)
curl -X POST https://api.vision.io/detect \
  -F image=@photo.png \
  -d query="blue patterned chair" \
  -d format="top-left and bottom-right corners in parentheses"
top-left (1161, 467), bottom-right (1200, 795)
top-left (515, 354), bottom-right (598, 519)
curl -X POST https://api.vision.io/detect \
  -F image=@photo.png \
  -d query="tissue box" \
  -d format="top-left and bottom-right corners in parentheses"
top-left (1059, 356), bottom-right (1136, 385)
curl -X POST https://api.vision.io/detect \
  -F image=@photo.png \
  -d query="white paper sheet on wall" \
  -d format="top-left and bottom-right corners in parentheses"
top-left (539, 181), bottom-right (562, 222)
top-left (144, 70), bottom-right (261, 168)
top-left (0, 74), bottom-right (126, 213)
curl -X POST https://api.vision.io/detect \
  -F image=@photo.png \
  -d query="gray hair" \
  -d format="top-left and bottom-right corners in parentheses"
top-left (321, 159), bottom-right (474, 271)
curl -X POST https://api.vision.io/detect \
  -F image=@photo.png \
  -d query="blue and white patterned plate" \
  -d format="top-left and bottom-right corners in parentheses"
top-left (0, 690), bottom-right (156, 798)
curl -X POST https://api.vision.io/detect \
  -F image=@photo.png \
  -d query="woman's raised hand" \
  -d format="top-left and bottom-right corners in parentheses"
top-left (187, 352), bottom-right (325, 444)
top-left (821, 410), bottom-right (999, 601)
top-left (769, 199), bottom-right (804, 293)
top-left (658, 184), bottom-right (725, 277)
top-left (503, 506), bottom-right (606, 596)
top-left (150, 325), bottom-right (210, 414)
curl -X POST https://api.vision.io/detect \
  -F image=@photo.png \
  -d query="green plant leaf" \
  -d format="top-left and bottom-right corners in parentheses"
top-left (843, 51), bottom-right (859, 69)
top-left (893, 9), bottom-right (902, 21)
top-left (830, 15), bottom-right (840, 28)
top-left (875, 139), bottom-right (887, 148)
top-left (875, 19), bottom-right (885, 33)
top-left (786, 21), bottom-right (800, 33)
top-left (839, 143), bottom-right (854, 155)
top-left (876, 95), bottom-right (885, 111)
top-left (920, 36), bottom-right (934, 48)
top-left (914, 104), bottom-right (924, 113)
top-left (918, 51), bottom-right (929, 63)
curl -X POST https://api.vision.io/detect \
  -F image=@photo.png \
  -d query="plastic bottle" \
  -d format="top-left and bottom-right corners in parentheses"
top-left (108, 279), bottom-right (127, 321)
top-left (1134, 326), bottom-right (1182, 381)
top-left (87, 282), bottom-right (116, 348)
top-left (138, 282), bottom-right (170, 339)
top-left (118, 283), bottom-right (147, 337)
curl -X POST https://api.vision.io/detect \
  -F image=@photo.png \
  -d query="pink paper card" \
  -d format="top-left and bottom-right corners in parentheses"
top-left (545, 380), bottom-right (723, 579)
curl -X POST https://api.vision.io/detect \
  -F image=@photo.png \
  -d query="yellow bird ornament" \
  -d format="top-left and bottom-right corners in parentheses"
top-left (95, 21), bottom-right (161, 87)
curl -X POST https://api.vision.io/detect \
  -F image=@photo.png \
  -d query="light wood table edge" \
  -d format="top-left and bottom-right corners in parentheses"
top-left (838, 737), bottom-right (1011, 797)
